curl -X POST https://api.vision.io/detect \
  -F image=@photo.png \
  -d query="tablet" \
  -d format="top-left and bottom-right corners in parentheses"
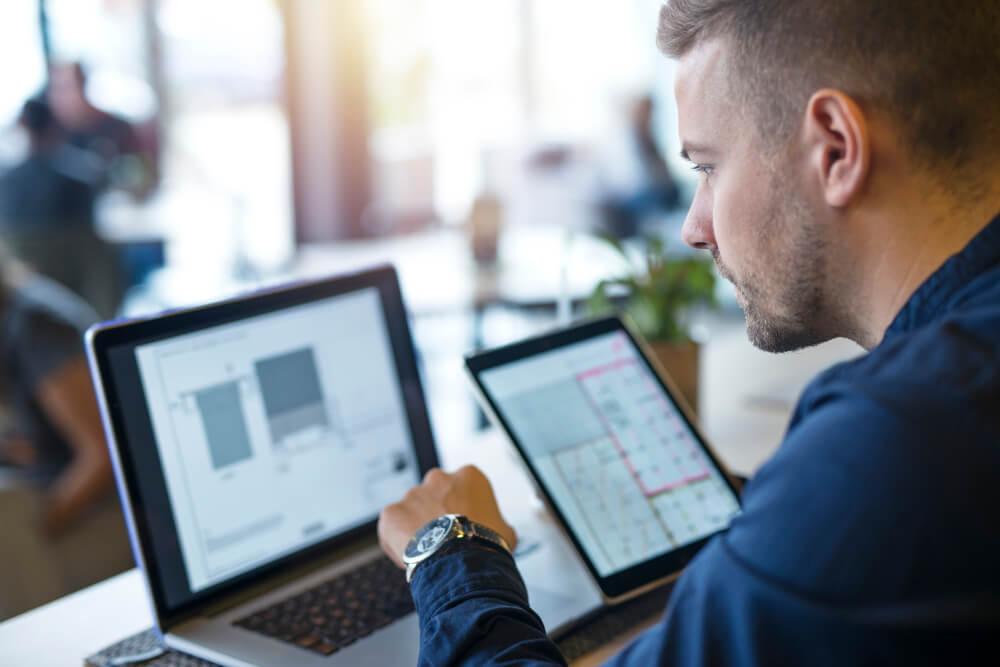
top-left (465, 316), bottom-right (741, 602)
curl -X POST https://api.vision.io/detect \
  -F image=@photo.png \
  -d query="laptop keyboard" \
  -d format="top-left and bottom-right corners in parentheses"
top-left (234, 556), bottom-right (414, 657)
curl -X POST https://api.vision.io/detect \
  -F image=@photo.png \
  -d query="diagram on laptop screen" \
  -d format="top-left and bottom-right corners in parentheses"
top-left (166, 345), bottom-right (342, 472)
top-left (254, 348), bottom-right (333, 450)
top-left (482, 331), bottom-right (740, 576)
top-left (193, 379), bottom-right (255, 469)
top-left (135, 289), bottom-right (420, 593)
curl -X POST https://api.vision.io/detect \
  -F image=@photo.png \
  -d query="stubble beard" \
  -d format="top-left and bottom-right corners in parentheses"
top-left (715, 179), bottom-right (834, 354)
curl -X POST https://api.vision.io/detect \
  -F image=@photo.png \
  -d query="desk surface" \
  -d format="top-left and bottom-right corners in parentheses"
top-left (0, 329), bottom-right (859, 665)
top-left (0, 429), bottom-right (633, 666)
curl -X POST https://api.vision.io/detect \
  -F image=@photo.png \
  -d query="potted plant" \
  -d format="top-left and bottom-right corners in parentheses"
top-left (587, 234), bottom-right (717, 414)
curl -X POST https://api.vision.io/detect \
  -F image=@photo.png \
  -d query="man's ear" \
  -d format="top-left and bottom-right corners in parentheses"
top-left (803, 89), bottom-right (870, 208)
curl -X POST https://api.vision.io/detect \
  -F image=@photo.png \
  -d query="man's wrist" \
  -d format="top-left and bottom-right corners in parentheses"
top-left (406, 533), bottom-right (512, 583)
top-left (407, 537), bottom-right (526, 620)
top-left (403, 514), bottom-right (512, 583)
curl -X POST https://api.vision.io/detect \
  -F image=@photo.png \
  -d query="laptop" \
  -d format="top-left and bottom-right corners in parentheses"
top-left (86, 265), bottom-right (600, 666)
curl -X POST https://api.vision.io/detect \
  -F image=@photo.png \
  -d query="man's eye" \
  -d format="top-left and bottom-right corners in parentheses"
top-left (691, 163), bottom-right (714, 177)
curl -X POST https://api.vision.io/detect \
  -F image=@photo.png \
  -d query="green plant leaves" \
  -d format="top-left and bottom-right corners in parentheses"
top-left (588, 233), bottom-right (717, 342)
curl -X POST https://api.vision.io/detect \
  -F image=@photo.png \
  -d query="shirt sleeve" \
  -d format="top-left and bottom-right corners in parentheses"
top-left (409, 389), bottom-right (996, 666)
top-left (409, 541), bottom-right (568, 666)
top-left (607, 389), bottom-right (996, 667)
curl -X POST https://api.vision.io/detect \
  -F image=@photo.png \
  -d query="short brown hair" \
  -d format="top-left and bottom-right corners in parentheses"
top-left (658, 0), bottom-right (1000, 172)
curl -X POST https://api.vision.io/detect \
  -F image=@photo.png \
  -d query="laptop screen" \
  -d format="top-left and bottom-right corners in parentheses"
top-left (133, 288), bottom-right (419, 593)
top-left (90, 267), bottom-right (437, 620)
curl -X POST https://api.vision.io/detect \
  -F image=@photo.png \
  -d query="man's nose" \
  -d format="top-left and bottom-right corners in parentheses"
top-left (681, 185), bottom-right (716, 251)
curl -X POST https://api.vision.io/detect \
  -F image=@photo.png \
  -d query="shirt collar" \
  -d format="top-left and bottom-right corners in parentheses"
top-left (884, 211), bottom-right (1000, 341)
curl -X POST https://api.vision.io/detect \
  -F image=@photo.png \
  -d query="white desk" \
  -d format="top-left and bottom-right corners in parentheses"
top-left (0, 331), bottom-right (861, 665)
top-left (0, 429), bottom-right (572, 666)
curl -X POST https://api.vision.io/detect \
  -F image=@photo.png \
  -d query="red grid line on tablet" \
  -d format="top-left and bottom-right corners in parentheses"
top-left (575, 356), bottom-right (634, 381)
top-left (635, 369), bottom-right (711, 491)
top-left (575, 358), bottom-right (710, 499)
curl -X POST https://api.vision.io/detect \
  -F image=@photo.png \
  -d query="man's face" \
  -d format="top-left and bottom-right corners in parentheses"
top-left (675, 39), bottom-right (834, 353)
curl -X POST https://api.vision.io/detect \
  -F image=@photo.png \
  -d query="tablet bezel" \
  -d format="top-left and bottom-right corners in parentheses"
top-left (464, 315), bottom-right (742, 602)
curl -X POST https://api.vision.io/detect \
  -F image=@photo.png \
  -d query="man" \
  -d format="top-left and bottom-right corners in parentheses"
top-left (379, 1), bottom-right (1000, 664)
top-left (601, 94), bottom-right (682, 237)
top-left (0, 247), bottom-right (131, 619)
top-left (0, 97), bottom-right (124, 318)
top-left (47, 62), bottom-right (156, 199)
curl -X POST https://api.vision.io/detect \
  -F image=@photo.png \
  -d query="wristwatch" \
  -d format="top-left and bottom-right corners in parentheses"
top-left (402, 514), bottom-right (511, 583)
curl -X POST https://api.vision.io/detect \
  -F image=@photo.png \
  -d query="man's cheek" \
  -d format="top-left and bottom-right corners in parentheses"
top-left (714, 190), bottom-right (756, 274)
top-left (711, 215), bottom-right (737, 277)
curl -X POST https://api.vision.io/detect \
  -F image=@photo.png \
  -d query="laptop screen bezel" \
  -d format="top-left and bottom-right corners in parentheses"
top-left (87, 265), bottom-right (438, 627)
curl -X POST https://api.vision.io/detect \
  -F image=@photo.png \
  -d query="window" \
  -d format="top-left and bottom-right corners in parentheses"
top-left (365, 0), bottom-right (687, 227)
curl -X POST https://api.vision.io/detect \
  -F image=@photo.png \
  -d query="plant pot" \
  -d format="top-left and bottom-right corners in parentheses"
top-left (648, 340), bottom-right (700, 416)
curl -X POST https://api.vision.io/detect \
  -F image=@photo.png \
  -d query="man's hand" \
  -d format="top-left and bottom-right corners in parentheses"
top-left (378, 465), bottom-right (517, 568)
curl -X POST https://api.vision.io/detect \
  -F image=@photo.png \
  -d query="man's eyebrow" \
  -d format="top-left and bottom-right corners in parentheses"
top-left (680, 142), bottom-right (715, 161)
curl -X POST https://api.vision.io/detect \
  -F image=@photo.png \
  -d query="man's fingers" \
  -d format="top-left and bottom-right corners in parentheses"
top-left (377, 504), bottom-right (409, 568)
top-left (380, 463), bottom-right (519, 566)
top-left (456, 464), bottom-right (488, 485)
top-left (423, 467), bottom-right (447, 485)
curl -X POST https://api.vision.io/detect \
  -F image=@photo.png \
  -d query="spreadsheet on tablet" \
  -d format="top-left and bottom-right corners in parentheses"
top-left (479, 330), bottom-right (740, 576)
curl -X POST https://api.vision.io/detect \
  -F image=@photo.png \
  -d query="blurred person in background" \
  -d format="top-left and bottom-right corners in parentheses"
top-left (0, 96), bottom-right (124, 318)
top-left (47, 62), bottom-right (156, 200)
top-left (0, 249), bottom-right (131, 620)
top-left (599, 94), bottom-right (682, 237)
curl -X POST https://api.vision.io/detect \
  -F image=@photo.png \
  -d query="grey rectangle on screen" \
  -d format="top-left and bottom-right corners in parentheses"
top-left (195, 381), bottom-right (254, 469)
top-left (254, 347), bottom-right (330, 444)
top-left (498, 379), bottom-right (607, 456)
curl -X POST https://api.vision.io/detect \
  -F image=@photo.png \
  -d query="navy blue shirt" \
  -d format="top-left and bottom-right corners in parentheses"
top-left (410, 212), bottom-right (1000, 666)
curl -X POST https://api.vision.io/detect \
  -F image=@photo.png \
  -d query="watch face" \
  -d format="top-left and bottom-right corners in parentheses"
top-left (405, 515), bottom-right (455, 561)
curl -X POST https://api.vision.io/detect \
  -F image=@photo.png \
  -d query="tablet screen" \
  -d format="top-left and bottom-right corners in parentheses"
top-left (476, 327), bottom-right (740, 578)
